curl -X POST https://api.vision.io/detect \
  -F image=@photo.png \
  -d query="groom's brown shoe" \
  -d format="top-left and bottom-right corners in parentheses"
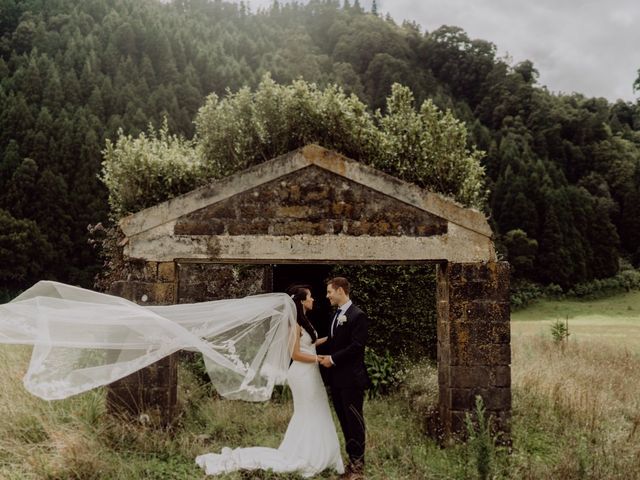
top-left (340, 461), bottom-right (364, 480)
top-left (338, 462), bottom-right (355, 479)
top-left (338, 463), bottom-right (352, 479)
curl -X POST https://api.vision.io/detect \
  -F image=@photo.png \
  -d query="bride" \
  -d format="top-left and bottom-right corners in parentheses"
top-left (195, 285), bottom-right (345, 477)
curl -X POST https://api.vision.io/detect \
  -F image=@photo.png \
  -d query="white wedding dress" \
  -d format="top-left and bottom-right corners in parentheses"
top-left (195, 328), bottom-right (345, 477)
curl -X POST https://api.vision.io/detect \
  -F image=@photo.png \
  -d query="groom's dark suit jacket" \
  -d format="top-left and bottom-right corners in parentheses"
top-left (326, 304), bottom-right (370, 389)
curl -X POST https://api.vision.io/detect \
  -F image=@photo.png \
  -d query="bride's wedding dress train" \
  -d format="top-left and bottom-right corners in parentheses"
top-left (196, 329), bottom-right (344, 477)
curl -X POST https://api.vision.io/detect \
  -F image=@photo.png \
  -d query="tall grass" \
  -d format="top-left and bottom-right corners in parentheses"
top-left (509, 333), bottom-right (640, 479)
top-left (1, 291), bottom-right (640, 478)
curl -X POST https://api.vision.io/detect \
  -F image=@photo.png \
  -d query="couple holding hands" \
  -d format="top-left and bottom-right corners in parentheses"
top-left (196, 276), bottom-right (369, 479)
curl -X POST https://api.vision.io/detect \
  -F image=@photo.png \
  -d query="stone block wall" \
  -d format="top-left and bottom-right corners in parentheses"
top-left (177, 263), bottom-right (272, 303)
top-left (436, 261), bottom-right (511, 442)
top-left (107, 260), bottom-right (178, 426)
top-left (105, 353), bottom-right (177, 427)
top-left (173, 166), bottom-right (447, 237)
top-left (106, 261), bottom-right (272, 425)
top-left (109, 260), bottom-right (177, 305)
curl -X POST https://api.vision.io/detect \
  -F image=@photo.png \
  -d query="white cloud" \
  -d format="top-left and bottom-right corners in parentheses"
top-left (376, 0), bottom-right (640, 101)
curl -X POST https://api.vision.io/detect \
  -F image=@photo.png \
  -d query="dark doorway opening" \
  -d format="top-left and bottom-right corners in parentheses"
top-left (272, 263), bottom-right (334, 337)
top-left (272, 263), bottom-right (334, 384)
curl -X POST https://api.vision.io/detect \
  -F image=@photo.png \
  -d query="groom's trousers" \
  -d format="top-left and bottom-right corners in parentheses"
top-left (331, 386), bottom-right (365, 465)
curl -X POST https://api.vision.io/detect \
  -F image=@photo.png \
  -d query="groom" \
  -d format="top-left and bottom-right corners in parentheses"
top-left (319, 277), bottom-right (369, 480)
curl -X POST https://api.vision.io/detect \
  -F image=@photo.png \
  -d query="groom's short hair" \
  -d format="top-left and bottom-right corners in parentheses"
top-left (327, 277), bottom-right (350, 295)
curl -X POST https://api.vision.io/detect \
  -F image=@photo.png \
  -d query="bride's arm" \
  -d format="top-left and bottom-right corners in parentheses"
top-left (291, 325), bottom-right (320, 363)
top-left (314, 336), bottom-right (328, 346)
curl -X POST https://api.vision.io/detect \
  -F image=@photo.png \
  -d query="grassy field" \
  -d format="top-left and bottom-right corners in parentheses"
top-left (1, 290), bottom-right (639, 479)
top-left (508, 290), bottom-right (640, 479)
top-left (512, 290), bottom-right (640, 349)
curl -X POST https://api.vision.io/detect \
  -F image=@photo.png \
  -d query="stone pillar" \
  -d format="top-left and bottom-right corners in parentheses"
top-left (107, 260), bottom-right (178, 427)
top-left (105, 353), bottom-right (177, 426)
top-left (436, 261), bottom-right (511, 442)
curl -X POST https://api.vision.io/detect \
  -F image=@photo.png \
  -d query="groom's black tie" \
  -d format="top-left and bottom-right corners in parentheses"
top-left (330, 309), bottom-right (341, 337)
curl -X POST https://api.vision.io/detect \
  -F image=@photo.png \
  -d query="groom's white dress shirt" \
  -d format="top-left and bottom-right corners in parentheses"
top-left (329, 299), bottom-right (352, 365)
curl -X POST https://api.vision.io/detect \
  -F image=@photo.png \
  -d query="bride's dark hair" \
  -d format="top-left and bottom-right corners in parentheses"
top-left (287, 284), bottom-right (317, 343)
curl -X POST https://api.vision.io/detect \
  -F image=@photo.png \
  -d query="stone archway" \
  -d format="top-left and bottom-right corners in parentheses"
top-left (108, 144), bottom-right (510, 440)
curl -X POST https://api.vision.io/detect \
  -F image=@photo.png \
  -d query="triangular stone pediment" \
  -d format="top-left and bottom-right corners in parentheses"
top-left (174, 165), bottom-right (447, 237)
top-left (119, 145), bottom-right (495, 263)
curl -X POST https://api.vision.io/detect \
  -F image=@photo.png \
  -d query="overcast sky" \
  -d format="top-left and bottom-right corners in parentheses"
top-left (243, 0), bottom-right (640, 102)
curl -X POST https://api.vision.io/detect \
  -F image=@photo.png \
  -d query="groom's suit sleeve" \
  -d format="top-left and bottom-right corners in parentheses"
top-left (331, 309), bottom-right (367, 366)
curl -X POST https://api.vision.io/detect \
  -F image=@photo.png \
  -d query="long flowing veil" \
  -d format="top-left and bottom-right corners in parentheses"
top-left (0, 281), bottom-right (297, 401)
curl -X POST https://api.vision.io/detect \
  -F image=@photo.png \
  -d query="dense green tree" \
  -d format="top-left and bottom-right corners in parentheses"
top-left (537, 200), bottom-right (571, 287)
top-left (2, 157), bottom-right (39, 219)
top-left (0, 140), bottom-right (21, 192)
top-left (503, 229), bottom-right (538, 278)
top-left (421, 26), bottom-right (498, 108)
top-left (0, 0), bottom-right (638, 290)
top-left (0, 209), bottom-right (53, 288)
top-left (332, 15), bottom-right (411, 74)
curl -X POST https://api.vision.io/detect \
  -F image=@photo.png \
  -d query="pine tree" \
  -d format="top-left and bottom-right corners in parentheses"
top-left (537, 201), bottom-right (571, 287)
top-left (0, 140), bottom-right (21, 193)
top-left (3, 158), bottom-right (39, 219)
top-left (0, 209), bottom-right (53, 288)
top-left (503, 229), bottom-right (538, 278)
